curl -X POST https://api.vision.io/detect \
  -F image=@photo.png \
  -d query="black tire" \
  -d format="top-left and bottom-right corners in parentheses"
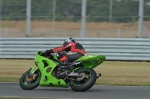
top-left (19, 69), bottom-right (41, 90)
top-left (70, 68), bottom-right (97, 92)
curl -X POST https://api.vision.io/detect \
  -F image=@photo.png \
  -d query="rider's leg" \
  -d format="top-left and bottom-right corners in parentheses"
top-left (63, 52), bottom-right (84, 70)
top-left (63, 60), bottom-right (74, 70)
top-left (56, 52), bottom-right (74, 70)
top-left (57, 52), bottom-right (84, 71)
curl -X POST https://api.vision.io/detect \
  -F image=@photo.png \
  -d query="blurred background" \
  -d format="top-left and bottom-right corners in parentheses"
top-left (0, 0), bottom-right (150, 38)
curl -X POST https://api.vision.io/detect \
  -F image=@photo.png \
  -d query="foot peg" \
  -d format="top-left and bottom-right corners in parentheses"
top-left (96, 73), bottom-right (101, 78)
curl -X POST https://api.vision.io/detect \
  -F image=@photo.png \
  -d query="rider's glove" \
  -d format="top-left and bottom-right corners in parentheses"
top-left (45, 49), bottom-right (53, 58)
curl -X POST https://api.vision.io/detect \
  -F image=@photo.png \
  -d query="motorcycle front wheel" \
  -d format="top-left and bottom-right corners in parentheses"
top-left (70, 68), bottom-right (97, 92)
top-left (19, 69), bottom-right (41, 90)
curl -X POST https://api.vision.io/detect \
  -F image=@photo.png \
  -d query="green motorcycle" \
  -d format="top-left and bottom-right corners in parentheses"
top-left (19, 51), bottom-right (105, 92)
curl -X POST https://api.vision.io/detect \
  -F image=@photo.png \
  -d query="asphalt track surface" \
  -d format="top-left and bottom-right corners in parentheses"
top-left (0, 82), bottom-right (150, 99)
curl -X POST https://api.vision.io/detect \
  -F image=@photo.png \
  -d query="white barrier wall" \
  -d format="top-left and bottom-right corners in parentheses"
top-left (0, 38), bottom-right (150, 61)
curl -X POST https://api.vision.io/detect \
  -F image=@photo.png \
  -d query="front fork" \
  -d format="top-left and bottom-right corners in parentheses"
top-left (30, 66), bottom-right (39, 74)
top-left (24, 66), bottom-right (39, 82)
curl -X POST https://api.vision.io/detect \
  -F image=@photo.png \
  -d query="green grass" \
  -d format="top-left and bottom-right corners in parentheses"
top-left (0, 77), bottom-right (20, 82)
top-left (0, 59), bottom-right (150, 86)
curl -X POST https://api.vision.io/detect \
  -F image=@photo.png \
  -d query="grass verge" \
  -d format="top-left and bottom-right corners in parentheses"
top-left (0, 59), bottom-right (150, 86)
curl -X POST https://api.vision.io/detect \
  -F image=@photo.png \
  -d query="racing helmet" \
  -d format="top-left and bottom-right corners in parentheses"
top-left (63, 38), bottom-right (75, 46)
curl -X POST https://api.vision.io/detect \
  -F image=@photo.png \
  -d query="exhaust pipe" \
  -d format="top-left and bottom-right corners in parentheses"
top-left (96, 73), bottom-right (101, 78)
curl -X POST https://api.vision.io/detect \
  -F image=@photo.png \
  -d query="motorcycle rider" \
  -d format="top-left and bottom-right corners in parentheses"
top-left (45, 37), bottom-right (87, 71)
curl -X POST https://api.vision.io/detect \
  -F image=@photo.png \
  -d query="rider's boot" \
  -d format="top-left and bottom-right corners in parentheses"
top-left (63, 60), bottom-right (74, 71)
top-left (57, 60), bottom-right (74, 76)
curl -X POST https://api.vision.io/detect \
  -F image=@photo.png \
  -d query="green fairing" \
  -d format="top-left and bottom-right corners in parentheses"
top-left (30, 52), bottom-right (105, 88)
top-left (75, 55), bottom-right (105, 68)
top-left (33, 52), bottom-right (68, 88)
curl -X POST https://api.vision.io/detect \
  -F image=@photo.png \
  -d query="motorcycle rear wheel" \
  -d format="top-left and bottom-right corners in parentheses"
top-left (19, 69), bottom-right (41, 90)
top-left (70, 68), bottom-right (97, 92)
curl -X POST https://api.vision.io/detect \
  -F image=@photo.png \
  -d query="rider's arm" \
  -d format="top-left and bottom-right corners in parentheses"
top-left (51, 46), bottom-right (64, 52)
top-left (51, 42), bottom-right (72, 53)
